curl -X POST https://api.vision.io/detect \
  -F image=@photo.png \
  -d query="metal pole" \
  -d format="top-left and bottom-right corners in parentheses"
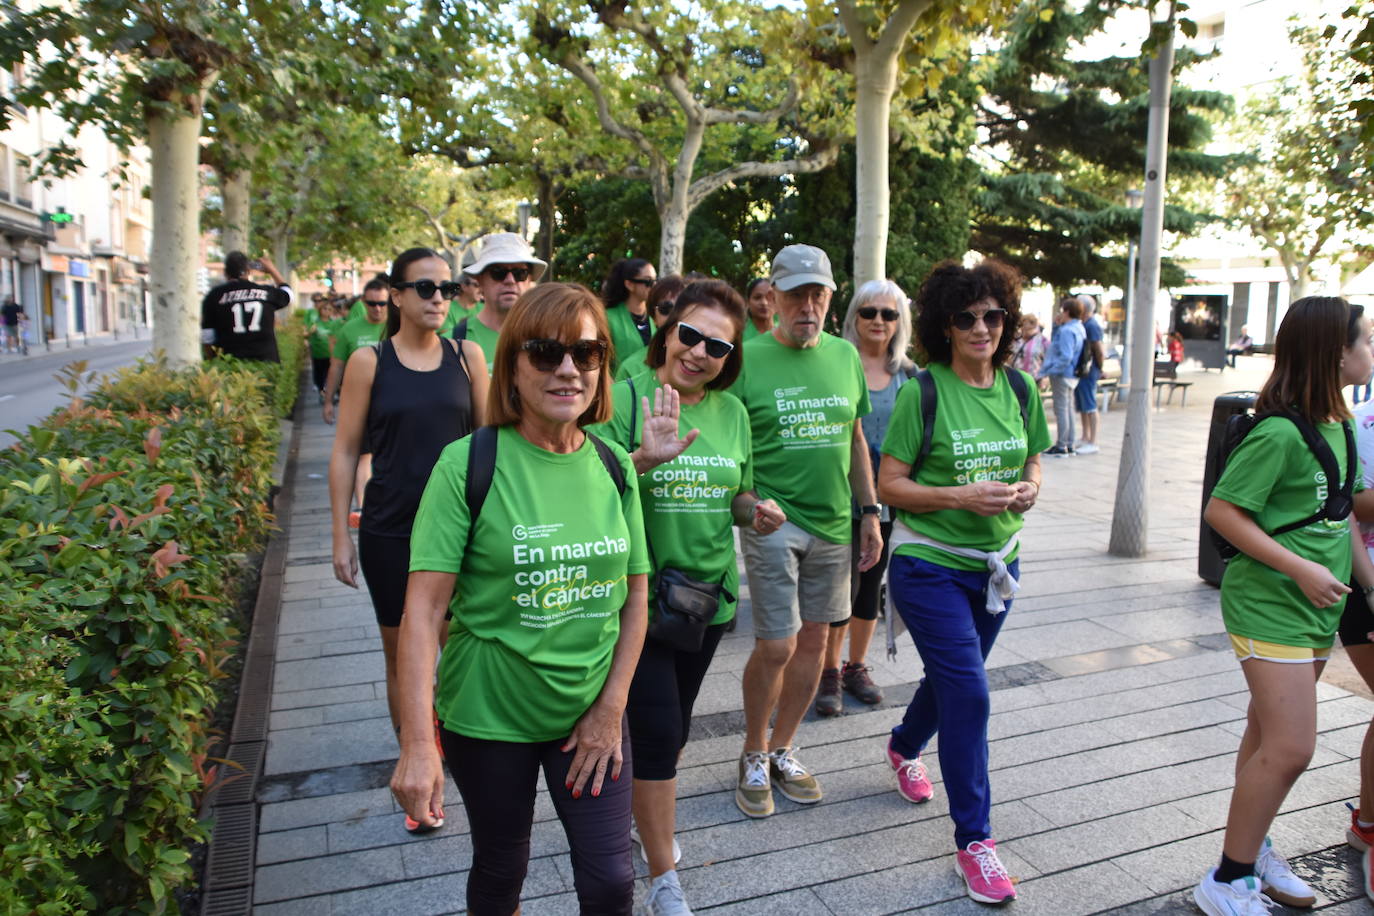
top-left (1119, 188), bottom-right (1143, 391)
top-left (1109, 13), bottom-right (1175, 558)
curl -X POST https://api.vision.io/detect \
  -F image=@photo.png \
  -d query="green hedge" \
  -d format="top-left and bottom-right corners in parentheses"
top-left (0, 333), bottom-right (301, 913)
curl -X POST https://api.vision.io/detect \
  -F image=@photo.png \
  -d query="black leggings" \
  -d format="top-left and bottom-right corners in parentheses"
top-left (356, 530), bottom-right (409, 628)
top-left (626, 623), bottom-right (728, 780)
top-left (833, 518), bottom-right (893, 627)
top-left (1341, 579), bottom-right (1374, 647)
top-left (311, 356), bottom-right (331, 391)
top-left (441, 725), bottom-right (634, 915)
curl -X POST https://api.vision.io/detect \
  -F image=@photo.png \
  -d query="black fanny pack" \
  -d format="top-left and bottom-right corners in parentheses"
top-left (647, 568), bottom-right (723, 653)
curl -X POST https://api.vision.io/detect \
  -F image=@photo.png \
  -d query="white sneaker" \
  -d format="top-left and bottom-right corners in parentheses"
top-left (630, 822), bottom-right (681, 865)
top-left (1255, 837), bottom-right (1315, 907)
top-left (643, 869), bottom-right (693, 915)
top-left (1074, 442), bottom-right (1099, 454)
top-left (1193, 868), bottom-right (1275, 916)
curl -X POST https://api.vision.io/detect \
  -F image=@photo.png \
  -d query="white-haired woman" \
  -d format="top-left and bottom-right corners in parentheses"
top-left (815, 279), bottom-right (916, 715)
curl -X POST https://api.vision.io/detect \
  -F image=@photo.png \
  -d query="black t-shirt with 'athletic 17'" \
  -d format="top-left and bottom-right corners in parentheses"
top-left (200, 280), bottom-right (292, 362)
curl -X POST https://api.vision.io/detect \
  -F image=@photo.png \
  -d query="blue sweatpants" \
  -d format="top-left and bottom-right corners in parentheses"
top-left (888, 554), bottom-right (1015, 849)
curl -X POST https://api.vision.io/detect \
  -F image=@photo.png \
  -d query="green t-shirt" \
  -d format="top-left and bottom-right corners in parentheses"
top-left (743, 316), bottom-right (777, 342)
top-left (731, 332), bottom-right (871, 544)
top-left (589, 366), bottom-right (753, 624)
top-left (613, 350), bottom-right (652, 381)
top-left (439, 302), bottom-right (481, 337)
top-left (606, 303), bottom-right (651, 375)
top-left (333, 314), bottom-right (385, 364)
top-left (881, 363), bottom-right (1051, 571)
top-left (305, 310), bottom-right (334, 359)
top-left (348, 299), bottom-right (366, 321)
top-left (409, 426), bottom-right (650, 742)
top-left (1212, 416), bottom-right (1360, 648)
top-left (455, 313), bottom-right (500, 372)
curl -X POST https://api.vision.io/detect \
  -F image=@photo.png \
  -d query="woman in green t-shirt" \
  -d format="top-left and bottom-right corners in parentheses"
top-left (595, 278), bottom-right (785, 914)
top-left (876, 259), bottom-right (1049, 906)
top-left (391, 283), bottom-right (649, 916)
top-left (1192, 298), bottom-right (1374, 915)
top-left (601, 257), bottom-right (657, 374)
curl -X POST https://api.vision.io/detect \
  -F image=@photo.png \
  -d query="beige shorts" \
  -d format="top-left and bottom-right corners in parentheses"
top-left (740, 520), bottom-right (851, 640)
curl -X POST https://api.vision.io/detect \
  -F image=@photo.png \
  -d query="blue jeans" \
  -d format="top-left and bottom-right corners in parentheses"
top-left (888, 554), bottom-right (1016, 849)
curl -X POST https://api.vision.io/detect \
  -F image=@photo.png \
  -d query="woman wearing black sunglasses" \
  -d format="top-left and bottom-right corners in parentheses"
top-left (329, 248), bottom-right (489, 835)
top-left (392, 283), bottom-right (649, 914)
top-left (591, 278), bottom-right (785, 914)
top-left (601, 257), bottom-right (658, 375)
top-left (874, 259), bottom-right (1050, 905)
top-left (811, 280), bottom-right (917, 717)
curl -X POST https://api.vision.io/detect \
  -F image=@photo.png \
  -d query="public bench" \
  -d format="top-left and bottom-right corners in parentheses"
top-left (1153, 360), bottom-right (1193, 407)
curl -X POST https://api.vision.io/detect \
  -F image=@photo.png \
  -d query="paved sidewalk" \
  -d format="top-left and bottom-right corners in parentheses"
top-left (251, 361), bottom-right (1374, 914)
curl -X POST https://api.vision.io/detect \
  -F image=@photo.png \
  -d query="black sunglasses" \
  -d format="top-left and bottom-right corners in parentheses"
top-left (627, 277), bottom-right (655, 287)
top-left (857, 306), bottom-right (900, 322)
top-left (522, 338), bottom-right (608, 372)
top-left (654, 299), bottom-right (676, 316)
top-left (394, 280), bottom-right (462, 300)
top-left (363, 299), bottom-right (389, 308)
top-left (951, 308), bottom-right (1007, 331)
top-left (483, 265), bottom-right (531, 282)
top-left (677, 322), bottom-right (734, 359)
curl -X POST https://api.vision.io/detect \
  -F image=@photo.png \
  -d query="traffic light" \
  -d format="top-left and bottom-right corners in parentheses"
top-left (323, 268), bottom-right (334, 288)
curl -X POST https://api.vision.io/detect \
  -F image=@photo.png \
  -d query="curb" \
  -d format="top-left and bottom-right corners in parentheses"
top-left (200, 391), bottom-right (304, 915)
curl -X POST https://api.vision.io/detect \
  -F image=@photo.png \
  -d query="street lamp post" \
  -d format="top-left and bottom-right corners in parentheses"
top-left (1120, 188), bottom-right (1144, 391)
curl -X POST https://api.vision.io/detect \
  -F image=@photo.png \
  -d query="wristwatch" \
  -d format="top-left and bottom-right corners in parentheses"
top-left (860, 504), bottom-right (881, 516)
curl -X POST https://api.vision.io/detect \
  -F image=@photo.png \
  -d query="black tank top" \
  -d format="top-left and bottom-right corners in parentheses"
top-left (361, 338), bottom-right (473, 537)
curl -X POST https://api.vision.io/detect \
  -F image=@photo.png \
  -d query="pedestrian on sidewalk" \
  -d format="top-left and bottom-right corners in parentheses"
top-left (1194, 297), bottom-right (1374, 916)
top-left (602, 257), bottom-right (658, 375)
top-left (743, 277), bottom-right (776, 342)
top-left (455, 232), bottom-right (545, 372)
top-left (392, 283), bottom-right (648, 915)
top-left (1073, 294), bottom-right (1104, 455)
top-left (593, 279), bottom-right (784, 915)
top-left (729, 244), bottom-right (881, 819)
top-left (876, 258), bottom-right (1049, 906)
top-left (200, 252), bottom-right (293, 363)
top-left (325, 278), bottom-right (390, 527)
top-left (1339, 378), bottom-right (1374, 903)
top-left (329, 248), bottom-right (488, 835)
top-left (813, 280), bottom-right (916, 716)
top-left (1, 295), bottom-right (25, 354)
top-left (1037, 296), bottom-right (1085, 457)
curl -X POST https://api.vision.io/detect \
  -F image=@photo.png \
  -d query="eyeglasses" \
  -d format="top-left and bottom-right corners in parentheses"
top-left (654, 300), bottom-right (676, 316)
top-left (676, 322), bottom-right (734, 359)
top-left (522, 338), bottom-right (608, 372)
top-left (363, 299), bottom-right (389, 308)
top-left (483, 265), bottom-right (531, 283)
top-left (857, 306), bottom-right (900, 322)
top-left (393, 279), bottom-right (461, 300)
top-left (951, 308), bottom-right (1007, 331)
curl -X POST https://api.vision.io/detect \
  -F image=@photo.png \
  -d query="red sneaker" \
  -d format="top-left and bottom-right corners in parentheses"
top-left (348, 510), bottom-right (361, 529)
top-left (1349, 803), bottom-right (1374, 851)
top-left (404, 811), bottom-right (444, 834)
top-left (955, 840), bottom-right (1017, 904)
top-left (885, 738), bottom-right (933, 803)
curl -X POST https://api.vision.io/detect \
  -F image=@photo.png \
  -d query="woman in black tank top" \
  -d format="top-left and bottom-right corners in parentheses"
top-left (328, 248), bottom-right (490, 832)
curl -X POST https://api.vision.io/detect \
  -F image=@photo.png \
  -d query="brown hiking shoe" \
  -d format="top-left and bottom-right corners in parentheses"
top-left (842, 661), bottom-right (883, 705)
top-left (814, 666), bottom-right (842, 717)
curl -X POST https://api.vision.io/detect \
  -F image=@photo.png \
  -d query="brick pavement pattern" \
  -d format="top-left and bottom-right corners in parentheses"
top-left (253, 360), bottom-right (1374, 913)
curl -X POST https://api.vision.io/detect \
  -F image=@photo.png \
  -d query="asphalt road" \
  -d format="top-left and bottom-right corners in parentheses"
top-left (0, 337), bottom-right (154, 448)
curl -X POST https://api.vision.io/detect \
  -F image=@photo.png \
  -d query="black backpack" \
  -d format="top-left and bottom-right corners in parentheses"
top-left (463, 425), bottom-right (626, 550)
top-left (1073, 333), bottom-right (1094, 378)
top-left (909, 367), bottom-right (1032, 475)
top-left (1207, 412), bottom-right (1356, 560)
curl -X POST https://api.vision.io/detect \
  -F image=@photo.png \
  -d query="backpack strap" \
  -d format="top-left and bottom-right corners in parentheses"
top-left (464, 425), bottom-right (498, 538)
top-left (911, 369), bottom-right (937, 475)
top-left (1004, 367), bottom-right (1031, 433)
top-left (587, 432), bottom-right (628, 496)
top-left (1266, 413), bottom-right (1355, 536)
top-left (452, 318), bottom-right (468, 342)
top-left (626, 377), bottom-right (639, 449)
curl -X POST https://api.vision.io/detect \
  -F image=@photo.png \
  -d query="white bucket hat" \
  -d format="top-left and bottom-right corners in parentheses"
top-left (462, 232), bottom-right (548, 281)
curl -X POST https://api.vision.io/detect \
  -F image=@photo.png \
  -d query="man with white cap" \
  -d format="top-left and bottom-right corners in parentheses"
top-left (729, 244), bottom-right (883, 818)
top-left (454, 232), bottom-right (548, 371)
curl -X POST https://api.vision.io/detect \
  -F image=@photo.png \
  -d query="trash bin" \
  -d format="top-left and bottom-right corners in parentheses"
top-left (1198, 391), bottom-right (1260, 586)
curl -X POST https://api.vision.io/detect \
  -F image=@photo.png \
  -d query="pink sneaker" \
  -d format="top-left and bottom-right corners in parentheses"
top-left (885, 738), bottom-right (933, 803)
top-left (955, 840), bottom-right (1016, 904)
